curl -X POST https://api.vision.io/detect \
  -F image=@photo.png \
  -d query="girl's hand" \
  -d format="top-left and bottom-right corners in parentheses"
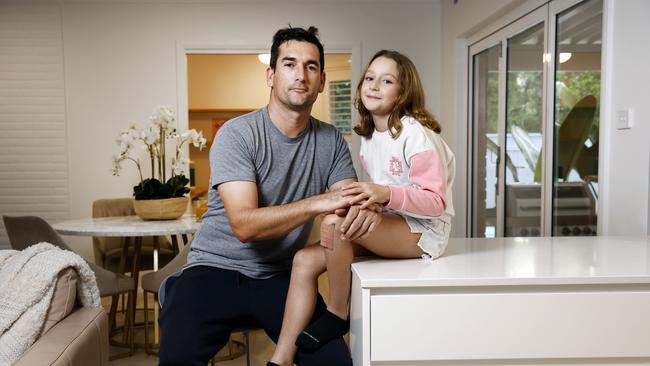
top-left (342, 182), bottom-right (390, 209)
top-left (334, 201), bottom-right (383, 216)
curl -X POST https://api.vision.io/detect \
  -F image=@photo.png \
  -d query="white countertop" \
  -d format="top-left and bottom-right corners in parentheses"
top-left (351, 236), bottom-right (650, 287)
top-left (52, 214), bottom-right (200, 237)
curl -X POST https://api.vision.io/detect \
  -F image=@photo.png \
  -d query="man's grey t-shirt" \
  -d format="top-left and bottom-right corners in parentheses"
top-left (187, 107), bottom-right (357, 279)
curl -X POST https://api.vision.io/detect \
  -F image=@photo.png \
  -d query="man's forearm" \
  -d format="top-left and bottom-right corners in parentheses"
top-left (230, 191), bottom-right (345, 242)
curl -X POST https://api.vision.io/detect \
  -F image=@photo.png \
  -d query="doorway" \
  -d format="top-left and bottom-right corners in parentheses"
top-left (185, 53), bottom-right (354, 196)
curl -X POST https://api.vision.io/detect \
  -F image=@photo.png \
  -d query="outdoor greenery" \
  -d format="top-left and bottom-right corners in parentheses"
top-left (483, 69), bottom-right (600, 182)
top-left (485, 70), bottom-right (600, 139)
top-left (507, 71), bottom-right (543, 134)
top-left (556, 71), bottom-right (601, 142)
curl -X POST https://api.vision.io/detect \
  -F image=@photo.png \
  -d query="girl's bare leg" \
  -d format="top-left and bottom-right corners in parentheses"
top-left (324, 213), bottom-right (422, 319)
top-left (270, 245), bottom-right (326, 366)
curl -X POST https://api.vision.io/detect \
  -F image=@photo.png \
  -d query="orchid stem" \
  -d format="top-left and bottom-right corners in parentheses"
top-left (160, 128), bottom-right (166, 182)
top-left (127, 157), bottom-right (144, 186)
top-left (149, 147), bottom-right (155, 181)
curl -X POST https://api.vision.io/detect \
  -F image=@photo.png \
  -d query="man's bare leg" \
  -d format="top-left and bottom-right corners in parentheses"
top-left (270, 245), bottom-right (325, 366)
top-left (296, 213), bottom-right (422, 351)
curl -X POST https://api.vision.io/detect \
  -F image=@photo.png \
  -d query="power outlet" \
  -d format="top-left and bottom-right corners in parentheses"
top-left (616, 109), bottom-right (633, 130)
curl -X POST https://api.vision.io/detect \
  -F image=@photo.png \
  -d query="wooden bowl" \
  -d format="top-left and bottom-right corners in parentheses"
top-left (133, 196), bottom-right (188, 220)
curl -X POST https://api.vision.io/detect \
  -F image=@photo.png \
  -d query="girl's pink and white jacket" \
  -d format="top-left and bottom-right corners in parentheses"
top-left (359, 115), bottom-right (455, 224)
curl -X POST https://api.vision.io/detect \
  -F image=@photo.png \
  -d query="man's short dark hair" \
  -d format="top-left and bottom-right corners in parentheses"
top-left (270, 26), bottom-right (325, 72)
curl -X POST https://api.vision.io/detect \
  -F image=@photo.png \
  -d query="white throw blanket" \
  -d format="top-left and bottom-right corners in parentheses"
top-left (0, 242), bottom-right (101, 365)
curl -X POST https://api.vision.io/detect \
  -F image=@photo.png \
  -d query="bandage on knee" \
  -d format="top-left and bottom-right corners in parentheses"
top-left (320, 223), bottom-right (336, 250)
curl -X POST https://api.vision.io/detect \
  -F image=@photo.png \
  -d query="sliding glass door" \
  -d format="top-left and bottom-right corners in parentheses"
top-left (471, 44), bottom-right (500, 238)
top-left (550, 0), bottom-right (602, 236)
top-left (505, 22), bottom-right (545, 237)
top-left (469, 0), bottom-right (602, 237)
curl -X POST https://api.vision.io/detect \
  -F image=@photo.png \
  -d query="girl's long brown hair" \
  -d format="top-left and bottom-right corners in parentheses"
top-left (353, 50), bottom-right (441, 138)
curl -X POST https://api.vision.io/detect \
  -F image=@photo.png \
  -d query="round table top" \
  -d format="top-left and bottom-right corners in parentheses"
top-left (52, 214), bottom-right (201, 237)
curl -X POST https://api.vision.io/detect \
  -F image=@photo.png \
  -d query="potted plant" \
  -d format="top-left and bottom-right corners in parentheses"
top-left (111, 105), bottom-right (206, 220)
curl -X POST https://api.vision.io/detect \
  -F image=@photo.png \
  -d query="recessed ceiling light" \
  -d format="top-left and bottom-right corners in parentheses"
top-left (258, 53), bottom-right (270, 65)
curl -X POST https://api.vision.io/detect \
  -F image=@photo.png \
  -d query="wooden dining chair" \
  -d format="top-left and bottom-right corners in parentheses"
top-left (2, 215), bottom-right (136, 360)
top-left (92, 198), bottom-right (176, 274)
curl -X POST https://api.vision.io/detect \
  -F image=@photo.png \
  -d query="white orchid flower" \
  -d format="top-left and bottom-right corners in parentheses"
top-left (181, 129), bottom-right (206, 150)
top-left (150, 105), bottom-right (175, 129)
top-left (118, 132), bottom-right (134, 155)
top-left (192, 130), bottom-right (207, 150)
top-left (112, 105), bottom-right (205, 191)
top-left (142, 125), bottom-right (159, 146)
top-left (171, 163), bottom-right (185, 176)
top-left (171, 149), bottom-right (188, 176)
top-left (128, 127), bottom-right (139, 139)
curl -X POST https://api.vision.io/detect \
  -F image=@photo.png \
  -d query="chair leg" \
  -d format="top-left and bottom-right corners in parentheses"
top-left (245, 331), bottom-right (251, 366)
top-left (123, 291), bottom-right (135, 352)
top-left (120, 292), bottom-right (126, 314)
top-left (130, 289), bottom-right (138, 345)
top-left (108, 294), bottom-right (119, 335)
top-left (121, 292), bottom-right (130, 344)
top-left (108, 290), bottom-right (135, 360)
top-left (128, 290), bottom-right (135, 354)
top-left (143, 290), bottom-right (152, 355)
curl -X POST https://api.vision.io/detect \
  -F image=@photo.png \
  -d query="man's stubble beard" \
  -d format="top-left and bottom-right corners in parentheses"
top-left (276, 88), bottom-right (319, 113)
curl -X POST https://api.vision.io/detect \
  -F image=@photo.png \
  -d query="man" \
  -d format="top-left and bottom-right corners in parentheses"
top-left (158, 26), bottom-right (380, 366)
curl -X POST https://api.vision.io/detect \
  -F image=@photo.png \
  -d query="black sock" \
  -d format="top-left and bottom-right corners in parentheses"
top-left (267, 362), bottom-right (280, 366)
top-left (295, 310), bottom-right (349, 351)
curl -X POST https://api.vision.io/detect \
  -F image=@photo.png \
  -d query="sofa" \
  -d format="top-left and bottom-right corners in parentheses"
top-left (13, 268), bottom-right (109, 366)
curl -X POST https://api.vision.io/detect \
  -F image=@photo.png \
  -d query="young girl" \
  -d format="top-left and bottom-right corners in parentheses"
top-left (268, 50), bottom-right (455, 366)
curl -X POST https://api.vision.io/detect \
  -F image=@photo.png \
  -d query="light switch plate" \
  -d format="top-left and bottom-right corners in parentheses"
top-left (616, 109), bottom-right (633, 130)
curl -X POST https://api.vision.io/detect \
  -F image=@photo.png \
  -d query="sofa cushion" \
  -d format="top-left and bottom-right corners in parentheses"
top-left (40, 268), bottom-right (77, 336)
top-left (14, 307), bottom-right (109, 366)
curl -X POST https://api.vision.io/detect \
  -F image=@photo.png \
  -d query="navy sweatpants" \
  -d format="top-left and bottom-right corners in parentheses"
top-left (158, 265), bottom-right (352, 366)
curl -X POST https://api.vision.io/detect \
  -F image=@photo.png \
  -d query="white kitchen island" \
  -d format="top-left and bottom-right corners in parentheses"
top-left (350, 236), bottom-right (650, 365)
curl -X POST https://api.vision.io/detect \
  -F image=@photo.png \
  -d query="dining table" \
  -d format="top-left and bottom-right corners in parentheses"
top-left (52, 214), bottom-right (201, 345)
top-left (52, 214), bottom-right (199, 270)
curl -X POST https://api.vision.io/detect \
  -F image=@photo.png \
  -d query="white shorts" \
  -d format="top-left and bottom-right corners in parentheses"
top-left (395, 212), bottom-right (451, 260)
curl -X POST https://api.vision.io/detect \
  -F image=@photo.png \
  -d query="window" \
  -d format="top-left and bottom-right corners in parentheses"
top-left (329, 80), bottom-right (352, 138)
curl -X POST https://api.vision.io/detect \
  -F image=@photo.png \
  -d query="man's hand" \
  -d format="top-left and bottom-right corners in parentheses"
top-left (315, 189), bottom-right (351, 214)
top-left (339, 205), bottom-right (383, 241)
top-left (334, 201), bottom-right (382, 216)
top-left (342, 182), bottom-right (390, 209)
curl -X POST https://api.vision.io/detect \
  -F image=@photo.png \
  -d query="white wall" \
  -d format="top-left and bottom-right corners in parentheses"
top-left (54, 1), bottom-right (441, 259)
top-left (599, 0), bottom-right (650, 235)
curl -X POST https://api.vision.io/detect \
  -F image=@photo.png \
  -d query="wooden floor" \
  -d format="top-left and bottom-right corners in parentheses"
top-left (105, 293), bottom-right (277, 366)
top-left (108, 329), bottom-right (275, 366)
